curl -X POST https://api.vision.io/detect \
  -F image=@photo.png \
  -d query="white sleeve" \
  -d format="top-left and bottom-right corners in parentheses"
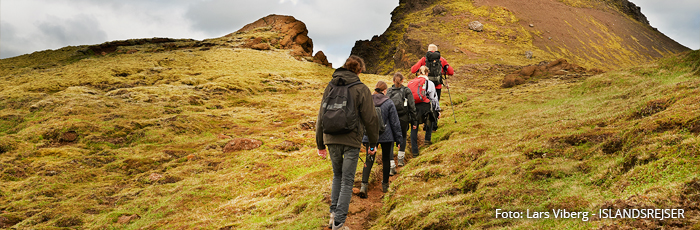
top-left (428, 81), bottom-right (440, 111)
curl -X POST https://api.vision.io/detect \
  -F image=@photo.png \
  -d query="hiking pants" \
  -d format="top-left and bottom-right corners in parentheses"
top-left (327, 144), bottom-right (360, 225)
top-left (398, 119), bottom-right (410, 152)
top-left (361, 142), bottom-right (393, 184)
top-left (411, 103), bottom-right (434, 155)
top-left (410, 122), bottom-right (433, 156)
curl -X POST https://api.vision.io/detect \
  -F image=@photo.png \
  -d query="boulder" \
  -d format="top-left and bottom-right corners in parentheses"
top-left (251, 43), bottom-right (271, 51)
top-left (432, 5), bottom-right (447, 15)
top-left (468, 21), bottom-right (483, 32)
top-left (313, 51), bottom-right (332, 67)
top-left (235, 14), bottom-right (314, 57)
top-left (520, 66), bottom-right (537, 77)
top-left (223, 138), bottom-right (263, 153)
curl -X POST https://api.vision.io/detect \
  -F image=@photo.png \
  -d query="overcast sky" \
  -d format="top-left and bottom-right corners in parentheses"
top-left (1, 0), bottom-right (698, 68)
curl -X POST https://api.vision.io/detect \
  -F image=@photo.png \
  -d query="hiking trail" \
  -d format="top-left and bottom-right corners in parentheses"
top-left (322, 154), bottom-right (404, 230)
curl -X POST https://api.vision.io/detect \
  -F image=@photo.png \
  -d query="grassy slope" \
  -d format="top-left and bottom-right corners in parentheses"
top-left (1, 38), bottom-right (698, 229)
top-left (375, 50), bottom-right (700, 229)
top-left (0, 44), bottom-right (387, 229)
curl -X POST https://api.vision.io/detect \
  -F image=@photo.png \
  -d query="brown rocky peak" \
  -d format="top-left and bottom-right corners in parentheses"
top-left (313, 50), bottom-right (332, 67)
top-left (235, 14), bottom-right (314, 58)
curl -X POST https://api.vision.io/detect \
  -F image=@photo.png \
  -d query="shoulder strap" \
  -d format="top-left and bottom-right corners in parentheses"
top-left (346, 81), bottom-right (363, 88)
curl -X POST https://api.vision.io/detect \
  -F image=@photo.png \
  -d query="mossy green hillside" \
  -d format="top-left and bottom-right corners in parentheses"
top-left (373, 50), bottom-right (700, 229)
top-left (0, 44), bottom-right (390, 228)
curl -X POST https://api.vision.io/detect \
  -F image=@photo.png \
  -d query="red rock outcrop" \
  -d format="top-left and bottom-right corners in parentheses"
top-left (235, 14), bottom-right (314, 58)
top-left (313, 51), bottom-right (332, 67)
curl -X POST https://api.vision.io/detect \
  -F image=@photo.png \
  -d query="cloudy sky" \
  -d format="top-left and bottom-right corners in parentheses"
top-left (1, 0), bottom-right (698, 67)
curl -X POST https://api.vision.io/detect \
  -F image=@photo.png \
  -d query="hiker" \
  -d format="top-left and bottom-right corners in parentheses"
top-left (387, 72), bottom-right (417, 166)
top-left (410, 44), bottom-right (454, 101)
top-left (410, 44), bottom-right (454, 131)
top-left (359, 81), bottom-right (403, 198)
top-left (409, 66), bottom-right (440, 157)
top-left (316, 55), bottom-right (379, 230)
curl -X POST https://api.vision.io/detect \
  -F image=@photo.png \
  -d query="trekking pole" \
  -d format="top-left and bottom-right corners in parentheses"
top-left (444, 74), bottom-right (457, 123)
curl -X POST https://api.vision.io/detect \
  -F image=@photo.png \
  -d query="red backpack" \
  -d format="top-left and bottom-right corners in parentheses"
top-left (407, 77), bottom-right (430, 103)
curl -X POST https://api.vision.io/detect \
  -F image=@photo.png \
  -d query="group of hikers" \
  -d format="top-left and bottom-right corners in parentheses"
top-left (316, 44), bottom-right (454, 230)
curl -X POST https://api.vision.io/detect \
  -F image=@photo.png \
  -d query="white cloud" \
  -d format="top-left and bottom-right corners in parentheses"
top-left (0, 0), bottom-right (210, 58)
top-left (631, 0), bottom-right (700, 49)
top-left (279, 0), bottom-right (299, 5)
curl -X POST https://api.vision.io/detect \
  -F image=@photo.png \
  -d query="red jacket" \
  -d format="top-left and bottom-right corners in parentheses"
top-left (410, 52), bottom-right (454, 89)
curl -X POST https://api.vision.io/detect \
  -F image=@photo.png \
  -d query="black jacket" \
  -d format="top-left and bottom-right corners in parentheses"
top-left (362, 94), bottom-right (403, 144)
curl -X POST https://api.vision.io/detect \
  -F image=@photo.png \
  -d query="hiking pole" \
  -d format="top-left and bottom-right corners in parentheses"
top-left (444, 74), bottom-right (457, 123)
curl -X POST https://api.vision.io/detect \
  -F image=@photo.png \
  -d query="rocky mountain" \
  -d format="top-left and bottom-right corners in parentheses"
top-left (351, 0), bottom-right (689, 74)
top-left (232, 14), bottom-right (331, 67)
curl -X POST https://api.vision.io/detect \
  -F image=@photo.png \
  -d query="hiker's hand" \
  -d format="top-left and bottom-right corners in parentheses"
top-left (318, 149), bottom-right (328, 158)
top-left (368, 147), bottom-right (377, 155)
top-left (412, 125), bottom-right (417, 129)
top-left (438, 112), bottom-right (442, 119)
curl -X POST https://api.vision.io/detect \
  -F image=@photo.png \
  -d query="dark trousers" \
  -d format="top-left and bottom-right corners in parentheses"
top-left (411, 122), bottom-right (433, 155)
top-left (398, 119), bottom-right (410, 152)
top-left (362, 142), bottom-right (393, 184)
top-left (411, 102), bottom-right (434, 156)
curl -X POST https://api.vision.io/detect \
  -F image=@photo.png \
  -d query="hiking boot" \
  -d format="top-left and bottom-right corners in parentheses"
top-left (359, 183), bottom-right (368, 199)
top-left (382, 182), bottom-right (389, 193)
top-left (424, 140), bottom-right (432, 146)
top-left (398, 151), bottom-right (405, 166)
top-left (328, 213), bottom-right (334, 229)
top-left (332, 223), bottom-right (350, 230)
top-left (412, 152), bottom-right (419, 158)
top-left (390, 167), bottom-right (397, 176)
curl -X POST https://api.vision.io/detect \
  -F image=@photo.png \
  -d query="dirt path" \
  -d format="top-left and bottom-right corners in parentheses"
top-left (322, 158), bottom-right (402, 230)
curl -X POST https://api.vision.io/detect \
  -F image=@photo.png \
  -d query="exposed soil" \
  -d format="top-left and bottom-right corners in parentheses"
top-left (473, 0), bottom-right (688, 63)
top-left (352, 0), bottom-right (689, 74)
top-left (321, 155), bottom-right (407, 230)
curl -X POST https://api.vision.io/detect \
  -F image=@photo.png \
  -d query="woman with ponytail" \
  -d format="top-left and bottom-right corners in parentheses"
top-left (360, 81), bottom-right (403, 197)
top-left (386, 72), bottom-right (417, 166)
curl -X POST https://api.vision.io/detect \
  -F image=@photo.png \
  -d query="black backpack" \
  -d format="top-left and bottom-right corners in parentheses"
top-left (426, 51), bottom-right (443, 85)
top-left (388, 87), bottom-right (408, 116)
top-left (320, 81), bottom-right (363, 135)
top-left (374, 106), bottom-right (386, 135)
